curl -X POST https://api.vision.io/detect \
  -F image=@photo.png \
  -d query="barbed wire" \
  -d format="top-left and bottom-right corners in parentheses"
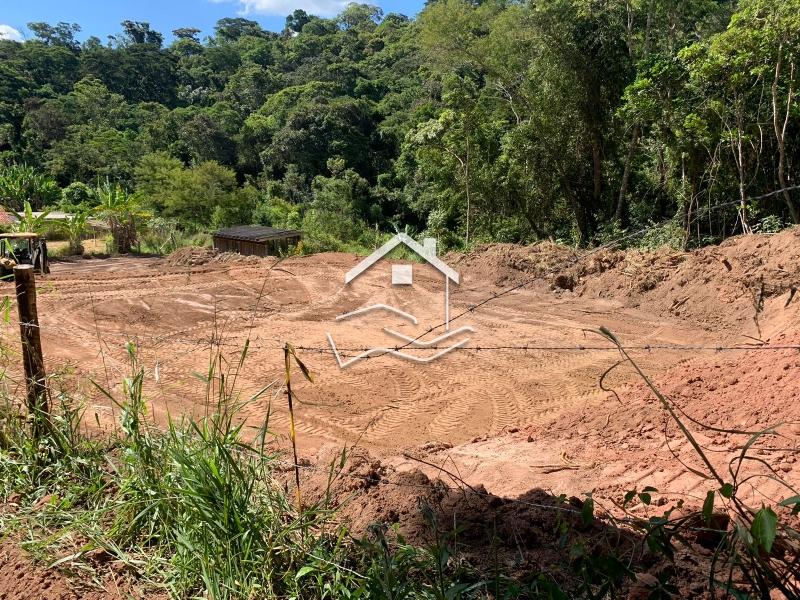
top-left (294, 342), bottom-right (800, 354)
top-left (691, 184), bottom-right (800, 216)
top-left (21, 325), bottom-right (800, 357)
top-left (6, 319), bottom-right (800, 360)
top-left (1, 186), bottom-right (799, 369)
top-left (608, 184), bottom-right (800, 251)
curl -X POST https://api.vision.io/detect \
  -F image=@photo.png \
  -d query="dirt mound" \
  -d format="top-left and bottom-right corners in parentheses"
top-left (569, 227), bottom-right (800, 335)
top-left (620, 333), bottom-right (800, 438)
top-left (452, 228), bottom-right (800, 334)
top-left (447, 242), bottom-right (579, 287)
top-left (161, 246), bottom-right (265, 268)
top-left (156, 230), bottom-right (800, 339)
top-left (295, 446), bottom-right (609, 555)
top-left (291, 445), bottom-right (712, 596)
top-left (522, 329), bottom-right (800, 507)
top-left (0, 541), bottom-right (119, 600)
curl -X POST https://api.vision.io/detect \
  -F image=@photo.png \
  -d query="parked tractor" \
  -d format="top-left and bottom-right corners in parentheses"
top-left (0, 232), bottom-right (50, 277)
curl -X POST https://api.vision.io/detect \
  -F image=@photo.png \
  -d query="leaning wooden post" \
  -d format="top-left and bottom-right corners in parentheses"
top-left (14, 265), bottom-right (49, 436)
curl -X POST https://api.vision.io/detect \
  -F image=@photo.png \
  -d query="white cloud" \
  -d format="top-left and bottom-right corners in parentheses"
top-left (0, 24), bottom-right (23, 42)
top-left (225, 0), bottom-right (350, 17)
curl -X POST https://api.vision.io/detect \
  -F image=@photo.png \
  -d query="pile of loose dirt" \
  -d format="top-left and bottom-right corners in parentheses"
top-left (295, 445), bottom-right (605, 552)
top-left (447, 242), bottom-right (579, 287)
top-left (568, 227), bottom-right (800, 334)
top-left (454, 228), bottom-right (800, 334)
top-left (290, 446), bottom-right (711, 597)
top-left (161, 246), bottom-right (265, 267)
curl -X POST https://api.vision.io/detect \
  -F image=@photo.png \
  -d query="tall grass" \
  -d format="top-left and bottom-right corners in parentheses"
top-left (81, 343), bottom-right (361, 598)
top-left (0, 341), bottom-right (499, 599)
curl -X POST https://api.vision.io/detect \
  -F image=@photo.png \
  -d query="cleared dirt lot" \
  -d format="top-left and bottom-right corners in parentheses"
top-left (1, 231), bottom-right (798, 505)
top-left (5, 252), bottom-right (707, 445)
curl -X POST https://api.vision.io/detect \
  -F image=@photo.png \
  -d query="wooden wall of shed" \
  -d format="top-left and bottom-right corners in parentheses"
top-left (213, 235), bottom-right (301, 257)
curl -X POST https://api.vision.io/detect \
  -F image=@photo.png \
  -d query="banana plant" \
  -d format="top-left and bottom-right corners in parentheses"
top-left (0, 164), bottom-right (60, 210)
top-left (94, 181), bottom-right (146, 254)
top-left (61, 211), bottom-right (90, 255)
top-left (11, 201), bottom-right (51, 233)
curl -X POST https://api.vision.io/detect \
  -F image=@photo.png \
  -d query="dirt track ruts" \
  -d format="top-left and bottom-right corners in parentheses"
top-left (0, 252), bottom-right (726, 458)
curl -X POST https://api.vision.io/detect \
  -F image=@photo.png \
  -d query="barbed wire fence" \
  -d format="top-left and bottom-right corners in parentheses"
top-left (0, 188), bottom-right (797, 598)
top-left (1, 182), bottom-right (799, 421)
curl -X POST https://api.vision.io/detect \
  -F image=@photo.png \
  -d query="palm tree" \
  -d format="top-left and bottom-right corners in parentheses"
top-left (94, 181), bottom-right (141, 254)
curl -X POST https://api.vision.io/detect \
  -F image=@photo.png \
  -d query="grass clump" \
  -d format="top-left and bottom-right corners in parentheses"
top-left (0, 344), bottom-right (501, 599)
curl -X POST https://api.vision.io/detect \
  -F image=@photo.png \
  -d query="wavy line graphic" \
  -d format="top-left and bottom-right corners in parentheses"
top-left (335, 304), bottom-right (418, 324)
top-left (326, 333), bottom-right (471, 369)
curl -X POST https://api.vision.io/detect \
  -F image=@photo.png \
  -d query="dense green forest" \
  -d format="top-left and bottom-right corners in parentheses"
top-left (1, 0), bottom-right (799, 252)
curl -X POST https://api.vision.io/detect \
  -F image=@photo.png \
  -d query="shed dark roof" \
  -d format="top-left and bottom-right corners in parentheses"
top-left (213, 226), bottom-right (302, 242)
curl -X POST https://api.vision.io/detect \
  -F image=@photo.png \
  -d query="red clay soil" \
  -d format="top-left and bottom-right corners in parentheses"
top-left (289, 229), bottom-right (798, 597)
top-left (1, 229), bottom-right (799, 597)
top-left (0, 542), bottom-right (75, 600)
top-left (398, 228), bottom-right (800, 510)
top-left (0, 541), bottom-right (131, 600)
top-left (6, 246), bottom-right (719, 454)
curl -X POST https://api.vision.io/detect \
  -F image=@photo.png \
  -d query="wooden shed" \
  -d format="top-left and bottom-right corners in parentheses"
top-left (212, 226), bottom-right (302, 257)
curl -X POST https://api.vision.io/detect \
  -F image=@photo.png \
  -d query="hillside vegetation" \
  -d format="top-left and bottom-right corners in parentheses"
top-left (1, 0), bottom-right (799, 252)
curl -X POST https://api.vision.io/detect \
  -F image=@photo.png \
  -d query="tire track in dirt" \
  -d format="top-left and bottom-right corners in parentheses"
top-left (358, 366), bottom-right (436, 444)
top-left (3, 251), bottom-right (732, 462)
top-left (424, 390), bottom-right (482, 438)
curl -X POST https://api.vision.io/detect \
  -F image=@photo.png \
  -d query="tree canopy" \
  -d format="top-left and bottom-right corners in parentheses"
top-left (1, 0), bottom-right (799, 250)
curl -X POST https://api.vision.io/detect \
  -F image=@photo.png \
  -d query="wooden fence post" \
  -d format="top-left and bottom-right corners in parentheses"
top-left (14, 265), bottom-right (49, 436)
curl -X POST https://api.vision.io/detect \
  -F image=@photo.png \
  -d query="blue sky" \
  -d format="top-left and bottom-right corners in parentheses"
top-left (0, 0), bottom-right (425, 43)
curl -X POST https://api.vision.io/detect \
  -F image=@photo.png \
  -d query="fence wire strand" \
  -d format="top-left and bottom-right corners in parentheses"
top-left (3, 197), bottom-right (797, 545)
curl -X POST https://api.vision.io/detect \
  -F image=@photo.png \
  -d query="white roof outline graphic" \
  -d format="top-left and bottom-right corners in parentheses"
top-left (345, 233), bottom-right (460, 284)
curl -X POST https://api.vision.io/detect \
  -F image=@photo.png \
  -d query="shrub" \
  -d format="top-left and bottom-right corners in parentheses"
top-left (637, 219), bottom-right (686, 250)
top-left (139, 217), bottom-right (211, 254)
top-left (0, 163), bottom-right (60, 210)
top-left (252, 197), bottom-right (302, 230)
top-left (754, 214), bottom-right (783, 234)
top-left (60, 182), bottom-right (95, 212)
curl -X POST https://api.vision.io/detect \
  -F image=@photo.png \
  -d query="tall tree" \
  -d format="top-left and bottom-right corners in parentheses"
top-left (27, 22), bottom-right (81, 49)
